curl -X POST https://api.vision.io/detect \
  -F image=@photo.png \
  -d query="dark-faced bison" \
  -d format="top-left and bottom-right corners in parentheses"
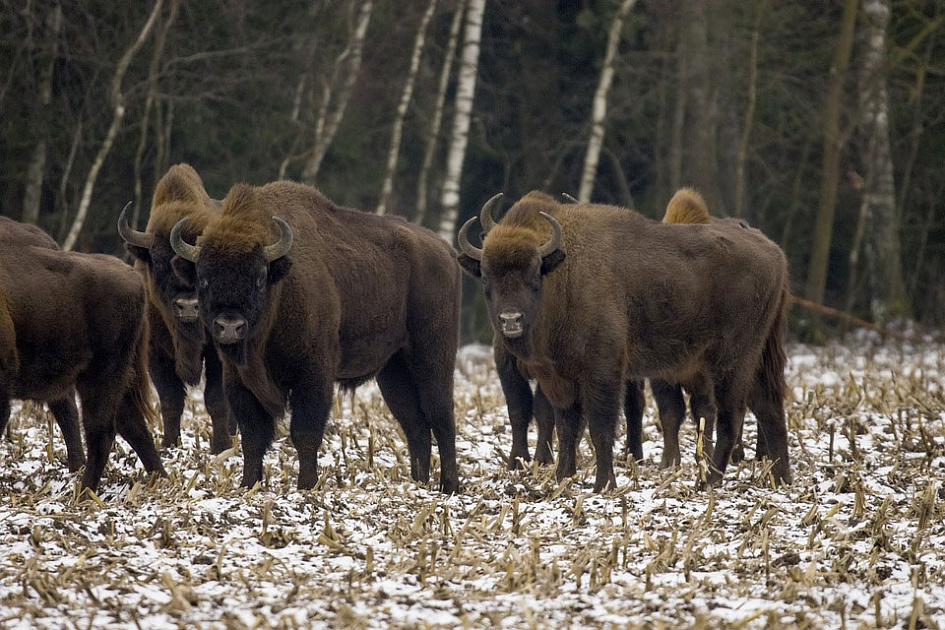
top-left (458, 191), bottom-right (790, 491)
top-left (0, 220), bottom-right (166, 491)
top-left (119, 164), bottom-right (234, 453)
top-left (171, 180), bottom-right (461, 493)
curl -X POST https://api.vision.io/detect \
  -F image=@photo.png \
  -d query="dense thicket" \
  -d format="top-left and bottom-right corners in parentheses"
top-left (1, 0), bottom-right (942, 338)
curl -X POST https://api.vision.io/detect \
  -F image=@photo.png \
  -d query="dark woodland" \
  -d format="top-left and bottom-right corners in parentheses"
top-left (1, 0), bottom-right (943, 340)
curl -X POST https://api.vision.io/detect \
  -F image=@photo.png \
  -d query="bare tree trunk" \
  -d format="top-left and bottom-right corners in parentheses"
top-left (301, 0), bottom-right (374, 184)
top-left (436, 0), bottom-right (486, 242)
top-left (63, 0), bottom-right (164, 251)
top-left (859, 0), bottom-right (907, 322)
top-left (56, 115), bottom-right (83, 238)
top-left (577, 0), bottom-right (638, 203)
top-left (668, 26), bottom-right (688, 193)
top-left (685, 0), bottom-right (723, 213)
top-left (376, 0), bottom-right (437, 216)
top-left (133, 0), bottom-right (180, 231)
top-left (803, 0), bottom-right (858, 306)
top-left (22, 3), bottom-right (62, 226)
top-left (733, 0), bottom-right (766, 218)
top-left (415, 0), bottom-right (465, 225)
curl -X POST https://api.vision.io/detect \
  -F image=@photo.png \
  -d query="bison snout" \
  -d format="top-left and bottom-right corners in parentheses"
top-left (173, 297), bottom-right (200, 322)
top-left (213, 316), bottom-right (247, 344)
top-left (498, 310), bottom-right (525, 339)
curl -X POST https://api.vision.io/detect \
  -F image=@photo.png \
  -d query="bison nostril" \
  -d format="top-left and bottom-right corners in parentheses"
top-left (499, 311), bottom-right (523, 324)
top-left (173, 297), bottom-right (199, 320)
top-left (213, 316), bottom-right (247, 343)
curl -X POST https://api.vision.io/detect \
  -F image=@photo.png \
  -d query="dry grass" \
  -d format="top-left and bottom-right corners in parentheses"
top-left (1, 335), bottom-right (944, 629)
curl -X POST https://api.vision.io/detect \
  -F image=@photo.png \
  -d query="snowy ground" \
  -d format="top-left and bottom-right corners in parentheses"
top-left (1, 336), bottom-right (944, 629)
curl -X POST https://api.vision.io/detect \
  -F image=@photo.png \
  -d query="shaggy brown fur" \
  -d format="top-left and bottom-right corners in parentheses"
top-left (0, 220), bottom-right (165, 491)
top-left (122, 164), bottom-right (234, 453)
top-left (177, 180), bottom-right (462, 493)
top-left (459, 190), bottom-right (791, 491)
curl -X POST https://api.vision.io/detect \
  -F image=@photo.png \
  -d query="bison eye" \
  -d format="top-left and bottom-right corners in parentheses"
top-left (199, 279), bottom-right (209, 290)
top-left (256, 276), bottom-right (265, 291)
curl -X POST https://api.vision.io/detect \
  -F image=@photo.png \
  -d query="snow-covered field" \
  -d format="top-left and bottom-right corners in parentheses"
top-left (1, 337), bottom-right (944, 629)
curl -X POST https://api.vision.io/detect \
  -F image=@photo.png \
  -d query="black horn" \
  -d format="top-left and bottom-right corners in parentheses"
top-left (479, 193), bottom-right (503, 234)
top-left (170, 218), bottom-right (201, 262)
top-left (457, 216), bottom-right (483, 261)
top-left (536, 212), bottom-right (562, 259)
top-left (263, 217), bottom-right (293, 262)
top-left (117, 201), bottom-right (153, 249)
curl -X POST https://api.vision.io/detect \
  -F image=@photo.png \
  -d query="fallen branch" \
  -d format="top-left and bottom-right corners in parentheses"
top-left (790, 295), bottom-right (914, 342)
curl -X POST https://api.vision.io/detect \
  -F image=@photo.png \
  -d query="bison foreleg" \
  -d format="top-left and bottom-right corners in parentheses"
top-left (203, 349), bottom-right (235, 454)
top-left (288, 381), bottom-right (332, 490)
top-left (584, 381), bottom-right (621, 493)
top-left (553, 400), bottom-right (582, 484)
top-left (114, 392), bottom-right (166, 479)
top-left (226, 379), bottom-right (275, 488)
top-left (705, 381), bottom-right (748, 488)
top-left (651, 380), bottom-right (686, 468)
top-left (532, 387), bottom-right (555, 466)
top-left (48, 395), bottom-right (86, 472)
top-left (149, 348), bottom-right (185, 449)
top-left (689, 390), bottom-right (717, 462)
top-left (623, 379), bottom-right (645, 462)
top-left (496, 354), bottom-right (535, 469)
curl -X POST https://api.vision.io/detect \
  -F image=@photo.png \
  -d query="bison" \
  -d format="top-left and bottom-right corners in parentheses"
top-left (0, 219), bottom-right (166, 491)
top-left (170, 180), bottom-right (461, 493)
top-left (119, 164), bottom-right (234, 453)
top-left (458, 191), bottom-right (790, 491)
top-left (0, 218), bottom-right (85, 472)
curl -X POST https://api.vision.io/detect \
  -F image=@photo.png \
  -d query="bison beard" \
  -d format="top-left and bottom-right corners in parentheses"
top-left (458, 190), bottom-right (791, 491)
top-left (172, 180), bottom-right (462, 494)
top-left (119, 164), bottom-right (235, 454)
top-left (0, 219), bottom-right (166, 492)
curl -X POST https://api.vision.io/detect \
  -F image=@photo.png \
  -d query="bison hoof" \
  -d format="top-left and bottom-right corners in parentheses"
top-left (534, 448), bottom-right (554, 467)
top-left (730, 444), bottom-right (746, 464)
top-left (440, 478), bottom-right (461, 495)
top-left (507, 453), bottom-right (530, 471)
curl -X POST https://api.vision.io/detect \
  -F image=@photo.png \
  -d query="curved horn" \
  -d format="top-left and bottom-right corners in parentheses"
top-left (117, 201), bottom-right (153, 248)
top-left (560, 192), bottom-right (579, 204)
top-left (457, 216), bottom-right (483, 261)
top-left (170, 218), bottom-right (201, 262)
top-left (536, 212), bottom-right (562, 259)
top-left (263, 217), bottom-right (293, 262)
top-left (479, 193), bottom-right (503, 233)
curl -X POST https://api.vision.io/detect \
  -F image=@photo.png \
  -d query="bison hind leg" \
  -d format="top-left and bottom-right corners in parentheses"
top-left (651, 380), bottom-right (685, 469)
top-left (48, 395), bottom-right (86, 472)
top-left (376, 353), bottom-right (432, 486)
top-left (623, 379), bottom-right (645, 462)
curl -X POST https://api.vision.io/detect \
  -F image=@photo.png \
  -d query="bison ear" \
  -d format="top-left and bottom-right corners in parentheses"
top-left (540, 250), bottom-right (566, 275)
top-left (269, 256), bottom-right (292, 284)
top-left (125, 244), bottom-right (151, 265)
top-left (457, 253), bottom-right (481, 278)
top-left (171, 256), bottom-right (197, 286)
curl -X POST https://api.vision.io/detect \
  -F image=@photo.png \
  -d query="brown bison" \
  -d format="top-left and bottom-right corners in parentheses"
top-left (0, 219), bottom-right (166, 491)
top-left (0, 218), bottom-right (85, 472)
top-left (458, 191), bottom-right (790, 491)
top-left (170, 180), bottom-right (461, 493)
top-left (119, 164), bottom-right (234, 453)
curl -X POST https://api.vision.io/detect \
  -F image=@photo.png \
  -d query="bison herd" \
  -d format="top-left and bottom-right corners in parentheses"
top-left (0, 164), bottom-right (792, 497)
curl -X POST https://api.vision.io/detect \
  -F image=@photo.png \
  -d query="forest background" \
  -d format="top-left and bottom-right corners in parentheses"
top-left (0, 0), bottom-right (942, 342)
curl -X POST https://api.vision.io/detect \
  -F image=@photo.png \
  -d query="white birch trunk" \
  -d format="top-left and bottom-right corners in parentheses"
top-left (301, 0), bottom-right (373, 184)
top-left (859, 0), bottom-right (906, 321)
top-left (577, 0), bottom-right (638, 203)
top-left (437, 0), bottom-right (485, 242)
top-left (63, 0), bottom-right (164, 251)
top-left (376, 0), bottom-right (437, 216)
top-left (22, 3), bottom-right (61, 225)
top-left (415, 0), bottom-right (465, 224)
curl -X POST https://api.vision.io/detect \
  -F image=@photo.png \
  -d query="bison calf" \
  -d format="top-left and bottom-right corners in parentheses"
top-left (171, 180), bottom-right (461, 493)
top-left (0, 221), bottom-right (166, 491)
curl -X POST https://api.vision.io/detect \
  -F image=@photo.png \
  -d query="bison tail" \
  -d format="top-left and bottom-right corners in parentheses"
top-left (755, 285), bottom-right (789, 403)
top-left (663, 187), bottom-right (711, 225)
top-left (131, 315), bottom-right (160, 430)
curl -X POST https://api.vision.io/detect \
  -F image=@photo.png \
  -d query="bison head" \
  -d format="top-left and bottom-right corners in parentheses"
top-left (119, 202), bottom-right (205, 344)
top-left (457, 194), bottom-right (565, 347)
top-left (170, 212), bottom-right (293, 366)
